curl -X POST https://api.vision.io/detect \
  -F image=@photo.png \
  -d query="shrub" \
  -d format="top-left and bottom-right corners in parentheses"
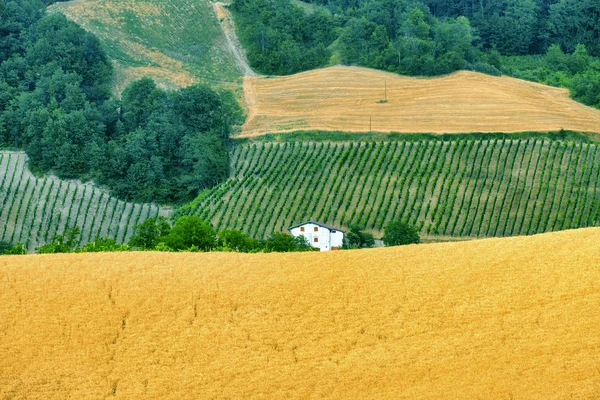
top-left (77, 238), bottom-right (130, 253)
top-left (467, 62), bottom-right (502, 76)
top-left (343, 225), bottom-right (375, 249)
top-left (36, 227), bottom-right (81, 254)
top-left (162, 216), bottom-right (216, 252)
top-left (0, 241), bottom-right (13, 254)
top-left (218, 229), bottom-right (263, 253)
top-left (129, 217), bottom-right (171, 250)
top-left (382, 219), bottom-right (420, 246)
top-left (266, 233), bottom-right (312, 252)
top-left (0, 241), bottom-right (27, 255)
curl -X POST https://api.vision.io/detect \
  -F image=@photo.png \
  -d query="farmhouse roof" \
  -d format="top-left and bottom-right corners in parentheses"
top-left (288, 221), bottom-right (345, 233)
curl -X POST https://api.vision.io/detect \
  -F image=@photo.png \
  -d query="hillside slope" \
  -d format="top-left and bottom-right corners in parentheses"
top-left (49, 0), bottom-right (242, 94)
top-left (0, 151), bottom-right (171, 251)
top-left (242, 66), bottom-right (600, 136)
top-left (2, 228), bottom-right (600, 398)
top-left (213, 2), bottom-right (255, 77)
top-left (190, 138), bottom-right (600, 240)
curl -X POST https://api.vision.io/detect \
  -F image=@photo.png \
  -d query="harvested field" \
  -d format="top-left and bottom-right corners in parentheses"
top-left (242, 66), bottom-right (600, 136)
top-left (2, 228), bottom-right (600, 398)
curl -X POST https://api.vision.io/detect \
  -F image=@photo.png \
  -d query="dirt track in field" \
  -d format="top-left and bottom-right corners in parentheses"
top-left (241, 66), bottom-right (600, 136)
top-left (213, 2), bottom-right (256, 77)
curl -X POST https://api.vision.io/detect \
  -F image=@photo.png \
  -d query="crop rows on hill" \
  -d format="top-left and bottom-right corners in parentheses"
top-left (191, 139), bottom-right (600, 239)
top-left (0, 152), bottom-right (172, 251)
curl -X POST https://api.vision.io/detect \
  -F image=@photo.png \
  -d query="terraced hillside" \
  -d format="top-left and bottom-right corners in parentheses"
top-left (189, 138), bottom-right (600, 239)
top-left (242, 66), bottom-right (600, 136)
top-left (49, 0), bottom-right (242, 94)
top-left (0, 152), bottom-right (171, 251)
top-left (2, 228), bottom-right (600, 398)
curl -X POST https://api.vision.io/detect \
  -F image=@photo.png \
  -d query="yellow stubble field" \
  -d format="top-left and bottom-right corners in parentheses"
top-left (241, 66), bottom-right (600, 136)
top-left (2, 228), bottom-right (600, 398)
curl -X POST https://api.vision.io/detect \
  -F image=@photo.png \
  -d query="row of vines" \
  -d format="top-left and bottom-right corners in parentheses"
top-left (190, 138), bottom-right (600, 239)
top-left (0, 152), bottom-right (172, 251)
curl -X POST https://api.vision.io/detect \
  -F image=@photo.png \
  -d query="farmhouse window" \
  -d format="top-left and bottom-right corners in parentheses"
top-left (314, 227), bottom-right (318, 232)
top-left (300, 227), bottom-right (305, 232)
top-left (314, 237), bottom-right (319, 243)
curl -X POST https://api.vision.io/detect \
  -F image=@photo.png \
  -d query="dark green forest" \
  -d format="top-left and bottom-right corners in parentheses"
top-left (0, 0), bottom-right (242, 204)
top-left (231, 0), bottom-right (600, 108)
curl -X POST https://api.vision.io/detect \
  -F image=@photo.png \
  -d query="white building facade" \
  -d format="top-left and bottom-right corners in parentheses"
top-left (289, 221), bottom-right (345, 252)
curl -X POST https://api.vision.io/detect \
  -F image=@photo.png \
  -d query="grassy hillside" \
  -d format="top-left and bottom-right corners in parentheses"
top-left (242, 66), bottom-right (600, 136)
top-left (49, 0), bottom-right (242, 94)
top-left (0, 151), bottom-right (171, 251)
top-left (2, 228), bottom-right (600, 398)
top-left (185, 137), bottom-right (600, 240)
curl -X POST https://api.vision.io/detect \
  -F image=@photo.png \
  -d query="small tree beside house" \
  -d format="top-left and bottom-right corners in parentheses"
top-left (343, 224), bottom-right (375, 249)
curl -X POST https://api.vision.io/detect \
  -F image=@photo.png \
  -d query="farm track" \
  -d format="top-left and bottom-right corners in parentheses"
top-left (213, 2), bottom-right (256, 77)
top-left (241, 66), bottom-right (600, 137)
top-left (0, 151), bottom-right (172, 251)
top-left (190, 138), bottom-right (600, 239)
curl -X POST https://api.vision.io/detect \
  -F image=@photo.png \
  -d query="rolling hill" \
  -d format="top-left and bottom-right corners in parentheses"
top-left (49, 0), bottom-right (242, 94)
top-left (51, 1), bottom-right (600, 138)
top-left (40, 0), bottom-right (600, 247)
top-left (2, 228), bottom-right (600, 398)
top-left (186, 137), bottom-right (600, 240)
top-left (0, 151), bottom-right (172, 251)
top-left (242, 66), bottom-right (600, 136)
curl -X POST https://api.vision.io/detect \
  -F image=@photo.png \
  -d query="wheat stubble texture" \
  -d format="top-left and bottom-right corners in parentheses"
top-left (1, 228), bottom-right (600, 398)
top-left (242, 66), bottom-right (600, 136)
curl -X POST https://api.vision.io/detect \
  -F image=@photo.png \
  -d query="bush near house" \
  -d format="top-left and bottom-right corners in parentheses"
top-left (383, 219), bottom-right (420, 246)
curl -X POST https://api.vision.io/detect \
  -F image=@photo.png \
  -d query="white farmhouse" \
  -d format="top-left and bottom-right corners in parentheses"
top-left (289, 221), bottom-right (345, 252)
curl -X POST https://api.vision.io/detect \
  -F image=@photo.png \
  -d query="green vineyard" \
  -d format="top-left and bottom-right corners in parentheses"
top-left (188, 138), bottom-right (600, 240)
top-left (0, 151), bottom-right (172, 251)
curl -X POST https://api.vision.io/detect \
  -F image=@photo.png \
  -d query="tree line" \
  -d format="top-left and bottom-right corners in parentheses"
top-left (231, 0), bottom-right (600, 108)
top-left (300, 0), bottom-right (600, 57)
top-left (0, 0), bottom-right (242, 205)
top-left (0, 215), bottom-right (419, 255)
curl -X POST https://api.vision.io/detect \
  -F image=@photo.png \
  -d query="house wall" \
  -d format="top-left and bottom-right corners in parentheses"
top-left (290, 223), bottom-right (344, 252)
top-left (330, 231), bottom-right (344, 248)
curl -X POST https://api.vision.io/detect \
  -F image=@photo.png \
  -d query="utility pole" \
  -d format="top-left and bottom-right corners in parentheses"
top-left (385, 80), bottom-right (387, 102)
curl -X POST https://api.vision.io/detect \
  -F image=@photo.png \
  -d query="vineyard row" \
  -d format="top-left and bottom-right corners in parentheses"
top-left (0, 152), bottom-right (172, 251)
top-left (191, 139), bottom-right (600, 239)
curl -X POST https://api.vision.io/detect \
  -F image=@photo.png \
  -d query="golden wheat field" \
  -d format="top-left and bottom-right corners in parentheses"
top-left (2, 229), bottom-right (600, 398)
top-left (242, 66), bottom-right (600, 136)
